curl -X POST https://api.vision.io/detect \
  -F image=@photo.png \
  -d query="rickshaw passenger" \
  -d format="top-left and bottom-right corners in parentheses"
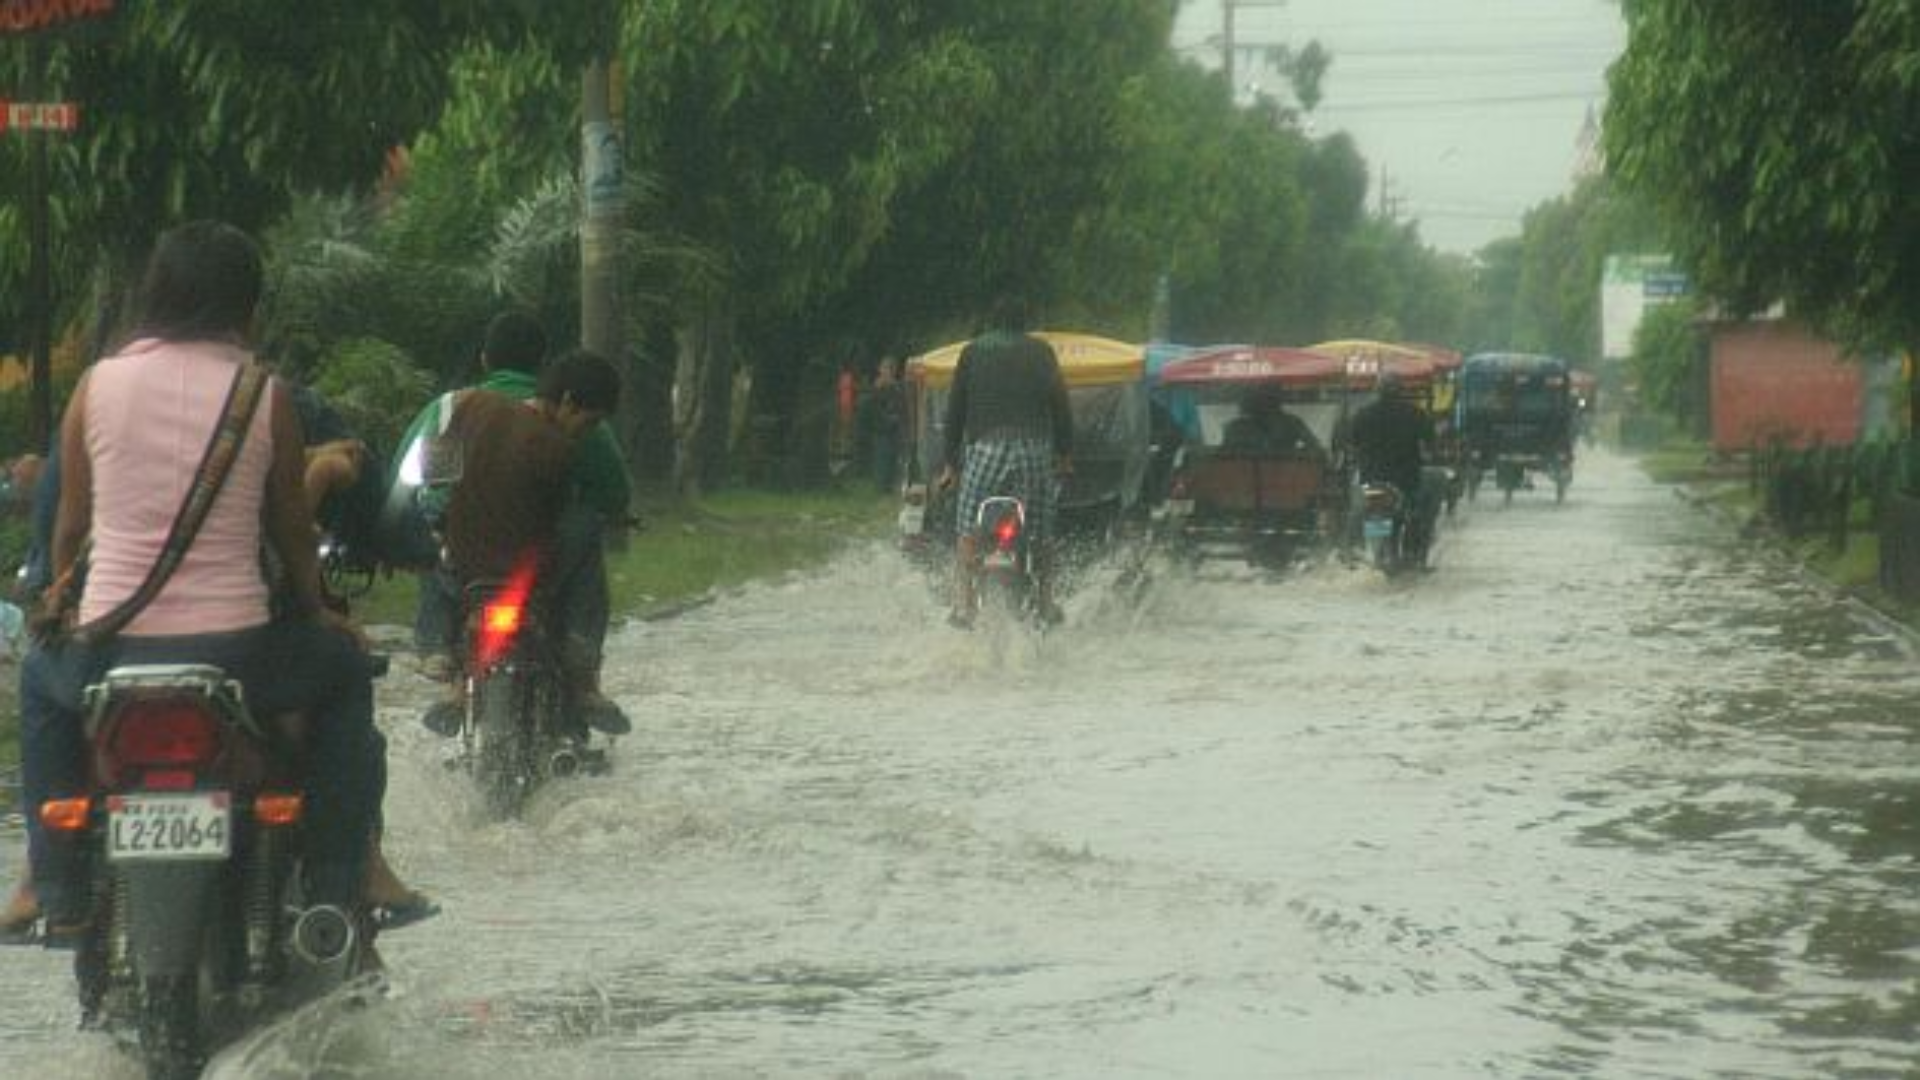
top-left (1222, 388), bottom-right (1320, 458)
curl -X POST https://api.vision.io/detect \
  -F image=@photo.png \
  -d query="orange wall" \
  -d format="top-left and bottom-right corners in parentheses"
top-left (1710, 321), bottom-right (1862, 451)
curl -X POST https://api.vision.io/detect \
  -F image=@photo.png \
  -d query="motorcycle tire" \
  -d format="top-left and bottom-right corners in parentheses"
top-left (138, 974), bottom-right (204, 1080)
top-left (473, 673), bottom-right (530, 820)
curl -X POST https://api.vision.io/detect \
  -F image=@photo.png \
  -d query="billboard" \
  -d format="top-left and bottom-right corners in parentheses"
top-left (1600, 254), bottom-right (1688, 363)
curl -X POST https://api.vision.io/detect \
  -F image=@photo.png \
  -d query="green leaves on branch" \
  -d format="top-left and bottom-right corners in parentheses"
top-left (1607, 0), bottom-right (1920, 353)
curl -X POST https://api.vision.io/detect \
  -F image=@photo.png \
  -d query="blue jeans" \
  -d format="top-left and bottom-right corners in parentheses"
top-left (21, 620), bottom-right (385, 916)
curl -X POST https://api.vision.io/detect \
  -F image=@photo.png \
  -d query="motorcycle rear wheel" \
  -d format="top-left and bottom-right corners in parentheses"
top-left (138, 974), bottom-right (204, 1080)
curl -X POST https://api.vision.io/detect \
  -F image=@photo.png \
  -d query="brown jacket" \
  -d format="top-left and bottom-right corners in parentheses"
top-left (443, 389), bottom-right (574, 581)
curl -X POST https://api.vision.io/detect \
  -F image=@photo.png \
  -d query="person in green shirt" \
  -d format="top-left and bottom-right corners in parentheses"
top-left (386, 312), bottom-right (633, 672)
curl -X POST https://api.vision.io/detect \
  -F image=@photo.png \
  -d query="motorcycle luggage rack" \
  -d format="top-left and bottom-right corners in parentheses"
top-left (83, 664), bottom-right (253, 737)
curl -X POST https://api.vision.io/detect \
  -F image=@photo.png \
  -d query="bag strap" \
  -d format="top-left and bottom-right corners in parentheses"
top-left (74, 362), bottom-right (272, 643)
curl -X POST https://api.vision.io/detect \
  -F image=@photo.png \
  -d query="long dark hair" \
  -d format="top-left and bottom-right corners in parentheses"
top-left (130, 220), bottom-right (263, 343)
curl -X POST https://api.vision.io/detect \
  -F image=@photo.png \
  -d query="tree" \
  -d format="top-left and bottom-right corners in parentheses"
top-left (1628, 298), bottom-right (1704, 431)
top-left (1607, 1), bottom-right (1920, 358)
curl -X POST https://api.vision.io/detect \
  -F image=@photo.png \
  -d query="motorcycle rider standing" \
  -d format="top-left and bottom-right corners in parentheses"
top-left (935, 299), bottom-right (1074, 628)
top-left (19, 220), bottom-right (387, 925)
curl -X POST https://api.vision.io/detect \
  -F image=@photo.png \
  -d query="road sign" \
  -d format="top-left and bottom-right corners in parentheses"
top-left (0, 101), bottom-right (79, 133)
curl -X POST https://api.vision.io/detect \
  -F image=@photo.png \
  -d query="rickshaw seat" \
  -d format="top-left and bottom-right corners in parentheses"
top-left (1186, 452), bottom-right (1323, 512)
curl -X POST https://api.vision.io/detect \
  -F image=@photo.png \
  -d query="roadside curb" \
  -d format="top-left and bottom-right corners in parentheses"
top-left (1673, 482), bottom-right (1920, 656)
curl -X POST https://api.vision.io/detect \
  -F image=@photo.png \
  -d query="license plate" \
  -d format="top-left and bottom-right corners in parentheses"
top-left (1363, 517), bottom-right (1393, 540)
top-left (1166, 498), bottom-right (1194, 517)
top-left (107, 792), bottom-right (231, 862)
top-left (897, 505), bottom-right (926, 535)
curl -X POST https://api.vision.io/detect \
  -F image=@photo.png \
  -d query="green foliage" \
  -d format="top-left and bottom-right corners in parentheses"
top-left (309, 338), bottom-right (435, 456)
top-left (0, 5), bottom-right (529, 350)
top-left (1628, 299), bottom-right (1703, 423)
top-left (1466, 176), bottom-right (1664, 362)
top-left (1607, 1), bottom-right (1920, 352)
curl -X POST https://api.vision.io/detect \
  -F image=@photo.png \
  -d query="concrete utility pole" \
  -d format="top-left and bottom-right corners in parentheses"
top-left (581, 15), bottom-right (632, 451)
top-left (1221, 0), bottom-right (1287, 103)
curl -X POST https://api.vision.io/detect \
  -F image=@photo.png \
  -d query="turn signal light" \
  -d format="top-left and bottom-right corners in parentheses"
top-left (39, 797), bottom-right (91, 833)
top-left (253, 793), bottom-right (304, 827)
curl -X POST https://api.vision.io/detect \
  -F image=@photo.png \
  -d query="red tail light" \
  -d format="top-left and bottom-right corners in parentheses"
top-left (993, 514), bottom-right (1021, 552)
top-left (109, 701), bottom-right (222, 769)
top-left (475, 559), bottom-right (539, 669)
top-left (1168, 476), bottom-right (1189, 500)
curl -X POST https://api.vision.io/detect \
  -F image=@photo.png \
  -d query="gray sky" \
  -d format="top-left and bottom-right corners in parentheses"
top-left (1172, 0), bottom-right (1624, 255)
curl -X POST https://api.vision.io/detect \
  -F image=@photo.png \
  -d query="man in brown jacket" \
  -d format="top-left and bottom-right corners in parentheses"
top-left (425, 349), bottom-right (630, 736)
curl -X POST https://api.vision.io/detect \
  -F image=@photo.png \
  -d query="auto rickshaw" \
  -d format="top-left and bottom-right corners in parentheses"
top-left (897, 331), bottom-right (1150, 572)
top-left (1154, 346), bottom-right (1346, 567)
top-left (1456, 351), bottom-right (1576, 503)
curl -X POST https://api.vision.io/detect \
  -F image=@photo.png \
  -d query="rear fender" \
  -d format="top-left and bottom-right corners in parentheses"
top-left (124, 863), bottom-right (222, 980)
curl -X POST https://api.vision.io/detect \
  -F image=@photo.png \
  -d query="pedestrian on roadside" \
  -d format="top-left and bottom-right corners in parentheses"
top-left (861, 356), bottom-right (905, 493)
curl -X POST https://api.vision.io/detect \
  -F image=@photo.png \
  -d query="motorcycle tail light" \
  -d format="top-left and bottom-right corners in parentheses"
top-left (141, 770), bottom-right (196, 791)
top-left (475, 559), bottom-right (540, 670)
top-left (254, 792), bottom-right (304, 827)
top-left (993, 515), bottom-right (1021, 552)
top-left (39, 797), bottom-right (91, 833)
top-left (108, 700), bottom-right (223, 769)
top-left (476, 597), bottom-right (524, 669)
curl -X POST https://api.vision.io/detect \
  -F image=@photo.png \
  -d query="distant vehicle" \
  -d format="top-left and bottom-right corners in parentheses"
top-left (1153, 346), bottom-right (1345, 568)
top-left (896, 332), bottom-right (1150, 583)
top-left (1457, 352), bottom-right (1576, 503)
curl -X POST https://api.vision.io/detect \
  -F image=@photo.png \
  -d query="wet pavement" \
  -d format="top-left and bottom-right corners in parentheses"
top-left (5, 447), bottom-right (1920, 1078)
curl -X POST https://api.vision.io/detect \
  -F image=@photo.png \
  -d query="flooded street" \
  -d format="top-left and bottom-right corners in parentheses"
top-left (8, 447), bottom-right (1920, 1078)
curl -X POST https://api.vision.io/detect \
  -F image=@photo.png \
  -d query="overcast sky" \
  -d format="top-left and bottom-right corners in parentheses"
top-left (1172, 0), bottom-right (1625, 255)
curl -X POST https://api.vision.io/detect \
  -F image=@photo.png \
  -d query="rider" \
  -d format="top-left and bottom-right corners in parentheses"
top-left (1346, 369), bottom-right (1439, 550)
top-left (17, 220), bottom-right (387, 924)
top-left (390, 311), bottom-right (633, 666)
top-left (935, 298), bottom-right (1074, 628)
top-left (420, 349), bottom-right (630, 737)
top-left (1222, 386), bottom-right (1322, 457)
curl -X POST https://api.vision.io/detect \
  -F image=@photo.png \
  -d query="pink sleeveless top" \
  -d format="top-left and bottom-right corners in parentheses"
top-left (79, 338), bottom-right (276, 636)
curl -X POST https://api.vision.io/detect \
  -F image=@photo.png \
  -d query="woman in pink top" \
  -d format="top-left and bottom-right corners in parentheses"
top-left (16, 221), bottom-right (387, 925)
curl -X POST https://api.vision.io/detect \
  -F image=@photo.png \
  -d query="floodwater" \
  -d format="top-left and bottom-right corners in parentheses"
top-left (7, 447), bottom-right (1920, 1078)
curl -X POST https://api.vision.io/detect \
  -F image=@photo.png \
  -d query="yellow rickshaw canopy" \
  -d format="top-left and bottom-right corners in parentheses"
top-left (909, 331), bottom-right (1144, 390)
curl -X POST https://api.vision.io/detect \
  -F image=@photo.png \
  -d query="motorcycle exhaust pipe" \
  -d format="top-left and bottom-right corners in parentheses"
top-left (547, 747), bottom-right (581, 779)
top-left (289, 904), bottom-right (357, 993)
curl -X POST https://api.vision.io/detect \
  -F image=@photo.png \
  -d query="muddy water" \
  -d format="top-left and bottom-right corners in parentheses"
top-left (6, 448), bottom-right (1920, 1078)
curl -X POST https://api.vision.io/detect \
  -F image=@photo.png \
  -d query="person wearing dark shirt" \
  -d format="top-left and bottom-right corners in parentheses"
top-left (935, 304), bottom-right (1074, 627)
top-left (1346, 371), bottom-right (1440, 553)
top-left (1221, 388), bottom-right (1321, 457)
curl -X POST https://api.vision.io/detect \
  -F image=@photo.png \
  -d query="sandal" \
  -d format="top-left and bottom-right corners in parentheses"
top-left (369, 894), bottom-right (441, 932)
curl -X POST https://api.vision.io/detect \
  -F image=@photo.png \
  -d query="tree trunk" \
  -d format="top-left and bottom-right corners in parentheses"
top-left (672, 290), bottom-right (735, 496)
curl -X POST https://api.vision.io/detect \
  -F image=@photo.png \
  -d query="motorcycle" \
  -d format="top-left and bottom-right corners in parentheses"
top-left (452, 564), bottom-right (608, 820)
top-left (37, 662), bottom-right (375, 1080)
top-left (1359, 480), bottom-right (1426, 576)
top-left (970, 495), bottom-right (1048, 628)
